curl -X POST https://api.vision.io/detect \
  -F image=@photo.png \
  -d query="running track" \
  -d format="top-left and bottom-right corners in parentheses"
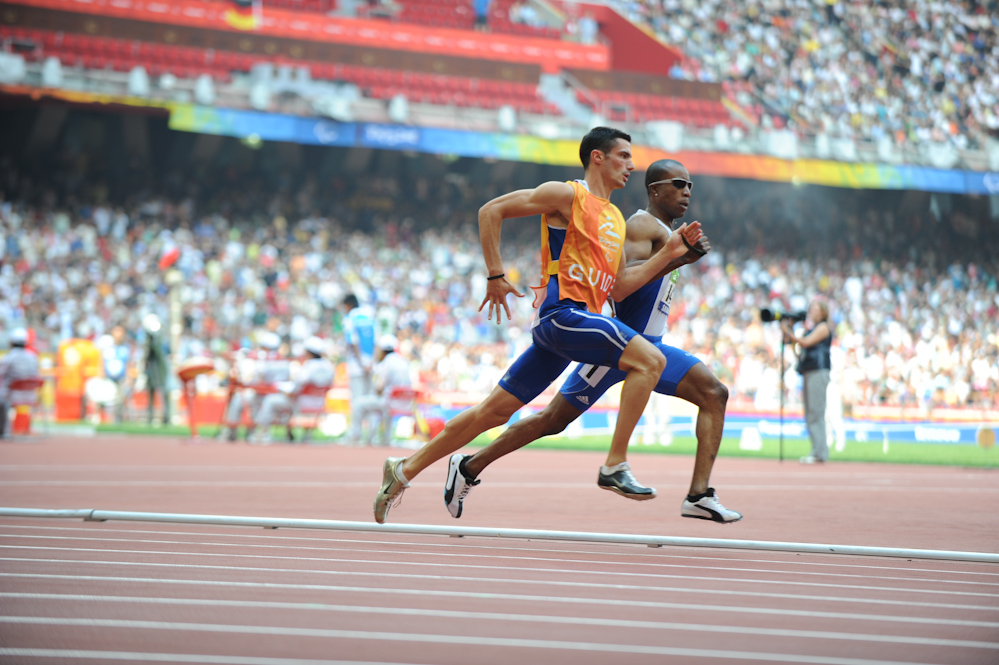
top-left (1, 435), bottom-right (997, 664)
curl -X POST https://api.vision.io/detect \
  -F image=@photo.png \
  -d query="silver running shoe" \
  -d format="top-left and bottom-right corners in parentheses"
top-left (682, 488), bottom-right (742, 523)
top-left (373, 457), bottom-right (410, 524)
top-left (444, 454), bottom-right (481, 519)
top-left (597, 462), bottom-right (656, 500)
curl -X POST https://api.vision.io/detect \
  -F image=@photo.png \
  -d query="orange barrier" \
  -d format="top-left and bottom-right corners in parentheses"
top-left (54, 339), bottom-right (102, 421)
top-left (176, 357), bottom-right (216, 438)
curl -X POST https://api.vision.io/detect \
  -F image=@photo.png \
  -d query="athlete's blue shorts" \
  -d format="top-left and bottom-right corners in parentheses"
top-left (497, 344), bottom-right (571, 405)
top-left (560, 338), bottom-right (702, 411)
top-left (497, 302), bottom-right (641, 405)
top-left (533, 303), bottom-right (640, 367)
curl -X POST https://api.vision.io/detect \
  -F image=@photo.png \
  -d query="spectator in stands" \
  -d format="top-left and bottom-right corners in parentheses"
top-left (509, 1), bottom-right (542, 29)
top-left (364, 0), bottom-right (399, 20)
top-left (252, 335), bottom-right (334, 444)
top-left (0, 327), bottom-right (39, 438)
top-left (578, 12), bottom-right (599, 45)
top-left (220, 331), bottom-right (288, 441)
top-left (353, 333), bottom-right (412, 446)
top-left (474, 0), bottom-right (492, 31)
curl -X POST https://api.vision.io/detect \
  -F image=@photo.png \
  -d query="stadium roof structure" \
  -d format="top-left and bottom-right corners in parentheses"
top-left (0, 0), bottom-right (996, 195)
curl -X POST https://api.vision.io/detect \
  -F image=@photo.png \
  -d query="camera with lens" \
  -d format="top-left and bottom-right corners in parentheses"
top-left (760, 308), bottom-right (806, 323)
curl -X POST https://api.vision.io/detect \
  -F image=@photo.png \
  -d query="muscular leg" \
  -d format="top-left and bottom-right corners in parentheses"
top-left (400, 385), bottom-right (526, 480)
top-left (673, 362), bottom-right (729, 496)
top-left (605, 336), bottom-right (665, 467)
top-left (464, 394), bottom-right (583, 478)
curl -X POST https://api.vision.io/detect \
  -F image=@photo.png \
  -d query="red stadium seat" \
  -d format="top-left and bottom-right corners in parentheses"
top-left (8, 377), bottom-right (45, 436)
top-left (16, 26), bottom-right (563, 116)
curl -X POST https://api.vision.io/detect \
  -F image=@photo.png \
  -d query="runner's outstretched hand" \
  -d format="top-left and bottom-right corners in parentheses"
top-left (479, 276), bottom-right (524, 324)
top-left (662, 221), bottom-right (702, 260)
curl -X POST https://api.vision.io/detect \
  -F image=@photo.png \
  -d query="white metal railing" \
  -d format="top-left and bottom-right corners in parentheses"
top-left (2, 507), bottom-right (997, 562)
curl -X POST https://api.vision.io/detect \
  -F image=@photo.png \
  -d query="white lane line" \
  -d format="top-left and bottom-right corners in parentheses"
top-left (5, 593), bottom-right (998, 647)
top-left (3, 567), bottom-right (996, 613)
top-left (0, 649), bottom-right (414, 664)
top-left (3, 466), bottom-right (990, 479)
top-left (0, 617), bottom-right (969, 665)
top-left (1, 534), bottom-right (992, 588)
top-left (0, 466), bottom-right (347, 470)
top-left (3, 573), bottom-right (995, 622)
top-left (3, 480), bottom-right (997, 492)
top-left (0, 481), bottom-right (366, 488)
top-left (4, 524), bottom-right (997, 578)
top-left (2, 546), bottom-right (994, 598)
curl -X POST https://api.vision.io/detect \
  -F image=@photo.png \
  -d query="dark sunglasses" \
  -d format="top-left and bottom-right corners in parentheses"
top-left (648, 178), bottom-right (693, 192)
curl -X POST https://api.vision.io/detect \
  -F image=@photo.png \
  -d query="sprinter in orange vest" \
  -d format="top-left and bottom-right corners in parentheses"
top-left (375, 127), bottom-right (702, 523)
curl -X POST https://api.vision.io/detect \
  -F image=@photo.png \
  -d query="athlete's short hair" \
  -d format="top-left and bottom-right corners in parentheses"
top-left (342, 294), bottom-right (359, 309)
top-left (645, 159), bottom-right (685, 189)
top-left (579, 127), bottom-right (631, 169)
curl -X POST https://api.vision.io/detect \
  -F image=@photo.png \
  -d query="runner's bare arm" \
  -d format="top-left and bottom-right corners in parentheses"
top-left (478, 181), bottom-right (575, 323)
top-left (611, 221), bottom-right (701, 300)
top-left (646, 231), bottom-right (711, 281)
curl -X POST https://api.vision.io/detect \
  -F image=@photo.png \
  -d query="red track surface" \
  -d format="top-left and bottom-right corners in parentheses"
top-left (1, 435), bottom-right (998, 664)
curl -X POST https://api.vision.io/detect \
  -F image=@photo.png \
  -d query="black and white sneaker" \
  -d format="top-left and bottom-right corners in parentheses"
top-left (444, 454), bottom-right (481, 519)
top-left (682, 488), bottom-right (742, 523)
top-left (597, 462), bottom-right (656, 501)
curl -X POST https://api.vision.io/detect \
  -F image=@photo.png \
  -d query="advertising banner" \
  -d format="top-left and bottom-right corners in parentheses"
top-left (166, 103), bottom-right (997, 195)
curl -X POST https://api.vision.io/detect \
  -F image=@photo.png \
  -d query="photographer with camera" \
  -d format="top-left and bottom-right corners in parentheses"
top-left (780, 298), bottom-right (833, 464)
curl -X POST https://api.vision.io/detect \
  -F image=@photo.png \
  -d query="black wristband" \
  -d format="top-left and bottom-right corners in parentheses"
top-left (487, 273), bottom-right (505, 281)
top-left (681, 235), bottom-right (707, 256)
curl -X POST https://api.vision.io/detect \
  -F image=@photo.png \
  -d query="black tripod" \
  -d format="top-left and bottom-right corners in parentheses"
top-left (779, 335), bottom-right (786, 463)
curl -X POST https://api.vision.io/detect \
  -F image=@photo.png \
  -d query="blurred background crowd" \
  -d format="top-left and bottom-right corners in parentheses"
top-left (2, 142), bottom-right (996, 420)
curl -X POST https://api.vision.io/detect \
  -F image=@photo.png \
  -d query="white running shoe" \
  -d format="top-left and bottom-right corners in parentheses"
top-left (373, 457), bottom-right (409, 524)
top-left (682, 488), bottom-right (742, 523)
top-left (444, 454), bottom-right (481, 519)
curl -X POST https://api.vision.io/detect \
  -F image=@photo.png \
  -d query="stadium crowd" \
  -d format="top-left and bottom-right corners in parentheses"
top-left (1, 159), bottom-right (997, 419)
top-left (618, 0), bottom-right (999, 149)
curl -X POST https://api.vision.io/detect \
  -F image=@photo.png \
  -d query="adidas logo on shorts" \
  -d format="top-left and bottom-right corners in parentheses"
top-left (576, 395), bottom-right (589, 405)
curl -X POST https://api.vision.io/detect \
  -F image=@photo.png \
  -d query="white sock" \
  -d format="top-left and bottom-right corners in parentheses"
top-left (395, 460), bottom-right (410, 485)
top-left (601, 461), bottom-right (630, 475)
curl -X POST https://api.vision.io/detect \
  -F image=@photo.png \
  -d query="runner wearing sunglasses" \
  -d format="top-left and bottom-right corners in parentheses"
top-left (373, 130), bottom-right (704, 524)
top-left (444, 158), bottom-right (742, 524)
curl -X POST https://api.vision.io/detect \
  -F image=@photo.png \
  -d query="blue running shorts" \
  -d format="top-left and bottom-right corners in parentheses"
top-left (497, 343), bottom-right (572, 405)
top-left (532, 304), bottom-right (640, 369)
top-left (560, 340), bottom-right (702, 411)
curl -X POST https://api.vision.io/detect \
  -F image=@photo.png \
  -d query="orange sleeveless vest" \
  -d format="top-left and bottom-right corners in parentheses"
top-left (535, 181), bottom-right (626, 314)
